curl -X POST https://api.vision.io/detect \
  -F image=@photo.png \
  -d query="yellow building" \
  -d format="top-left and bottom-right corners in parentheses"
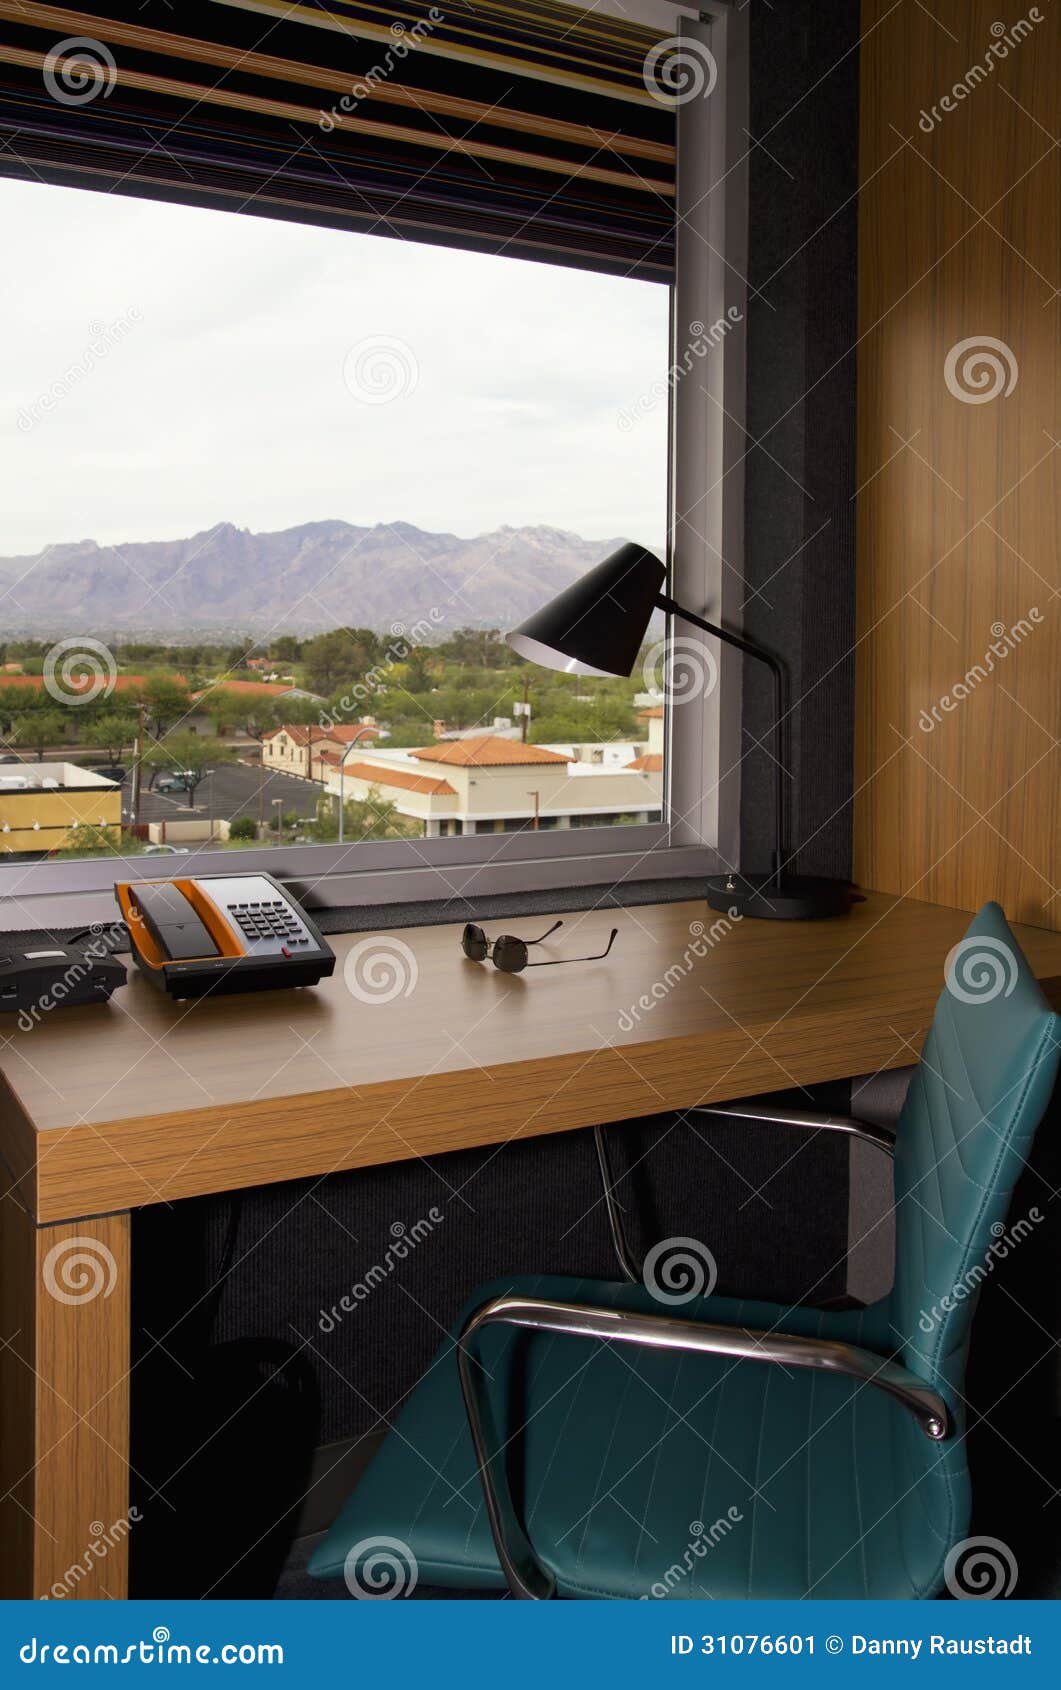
top-left (0, 764), bottom-right (121, 857)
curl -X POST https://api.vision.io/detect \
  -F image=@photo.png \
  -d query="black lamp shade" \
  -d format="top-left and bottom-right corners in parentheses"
top-left (505, 542), bottom-right (665, 677)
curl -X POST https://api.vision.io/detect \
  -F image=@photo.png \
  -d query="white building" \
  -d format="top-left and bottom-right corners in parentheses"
top-left (322, 734), bottom-right (663, 838)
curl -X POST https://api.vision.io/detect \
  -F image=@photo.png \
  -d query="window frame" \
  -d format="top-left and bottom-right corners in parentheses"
top-left (0, 7), bottom-right (749, 925)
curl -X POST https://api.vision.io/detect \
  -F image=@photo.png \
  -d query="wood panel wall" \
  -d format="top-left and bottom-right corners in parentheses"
top-left (855, 0), bottom-right (1060, 927)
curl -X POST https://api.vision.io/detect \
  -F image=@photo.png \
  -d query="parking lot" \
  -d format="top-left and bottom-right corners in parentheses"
top-left (121, 761), bottom-right (322, 831)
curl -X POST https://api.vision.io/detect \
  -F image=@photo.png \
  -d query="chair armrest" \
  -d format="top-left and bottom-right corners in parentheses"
top-left (592, 1106), bottom-right (894, 1286)
top-left (457, 1293), bottom-right (950, 1601)
top-left (692, 1102), bottom-right (896, 1156)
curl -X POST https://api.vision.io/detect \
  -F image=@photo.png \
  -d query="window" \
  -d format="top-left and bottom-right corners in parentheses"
top-left (0, 177), bottom-right (669, 866)
top-left (0, 8), bottom-right (746, 904)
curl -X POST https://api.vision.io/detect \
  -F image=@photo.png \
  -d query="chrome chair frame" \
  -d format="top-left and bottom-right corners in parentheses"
top-left (458, 1101), bottom-right (918, 1600)
top-left (457, 1291), bottom-right (951, 1601)
top-left (591, 1101), bottom-right (896, 1286)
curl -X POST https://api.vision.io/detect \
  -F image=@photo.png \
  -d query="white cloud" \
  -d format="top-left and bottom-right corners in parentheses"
top-left (0, 178), bottom-right (669, 558)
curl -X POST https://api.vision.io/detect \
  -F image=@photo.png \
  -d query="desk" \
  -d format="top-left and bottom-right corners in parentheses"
top-left (3, 891), bottom-right (1061, 1597)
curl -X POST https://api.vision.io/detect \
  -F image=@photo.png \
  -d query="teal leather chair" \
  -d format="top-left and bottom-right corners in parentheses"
top-left (310, 902), bottom-right (1059, 1599)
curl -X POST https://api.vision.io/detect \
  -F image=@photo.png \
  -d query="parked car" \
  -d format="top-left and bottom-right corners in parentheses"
top-left (156, 773), bottom-right (195, 794)
top-left (142, 843), bottom-right (189, 856)
top-left (90, 764), bottom-right (127, 783)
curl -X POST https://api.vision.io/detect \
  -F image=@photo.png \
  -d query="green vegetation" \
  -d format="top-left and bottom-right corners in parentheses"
top-left (0, 626), bottom-right (658, 859)
top-left (309, 791), bottom-right (418, 844)
top-left (140, 732), bottom-right (237, 806)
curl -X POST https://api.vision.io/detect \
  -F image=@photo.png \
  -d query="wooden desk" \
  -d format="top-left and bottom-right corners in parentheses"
top-left (3, 891), bottom-right (1061, 1598)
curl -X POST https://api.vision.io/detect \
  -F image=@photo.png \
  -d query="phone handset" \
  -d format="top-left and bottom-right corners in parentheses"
top-left (130, 882), bottom-right (220, 961)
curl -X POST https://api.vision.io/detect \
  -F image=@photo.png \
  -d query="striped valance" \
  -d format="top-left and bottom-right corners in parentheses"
top-left (0, 0), bottom-right (677, 279)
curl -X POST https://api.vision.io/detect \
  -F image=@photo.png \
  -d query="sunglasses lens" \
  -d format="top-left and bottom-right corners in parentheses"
top-left (462, 924), bottom-right (489, 961)
top-left (493, 936), bottom-right (528, 974)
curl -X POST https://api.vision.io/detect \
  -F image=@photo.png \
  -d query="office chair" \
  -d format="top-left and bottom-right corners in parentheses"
top-left (310, 902), bottom-right (1060, 1598)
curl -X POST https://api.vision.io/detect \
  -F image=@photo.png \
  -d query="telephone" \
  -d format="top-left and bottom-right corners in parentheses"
top-left (115, 872), bottom-right (335, 1000)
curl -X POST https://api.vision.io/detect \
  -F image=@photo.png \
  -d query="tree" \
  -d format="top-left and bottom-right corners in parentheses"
top-left (12, 709), bottom-right (69, 760)
top-left (236, 696), bottom-right (285, 750)
top-left (141, 732), bottom-right (236, 807)
top-left (89, 711), bottom-right (136, 764)
top-left (139, 674), bottom-right (193, 740)
top-left (272, 636), bottom-right (303, 664)
top-left (53, 823), bottom-right (126, 859)
top-left (311, 790), bottom-right (413, 842)
top-left (301, 628), bottom-right (382, 696)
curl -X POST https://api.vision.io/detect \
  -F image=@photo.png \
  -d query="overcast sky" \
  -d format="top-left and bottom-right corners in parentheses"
top-left (0, 177), bottom-right (669, 560)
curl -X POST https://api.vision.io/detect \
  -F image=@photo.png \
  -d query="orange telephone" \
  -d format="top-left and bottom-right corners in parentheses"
top-left (115, 871), bottom-right (334, 1000)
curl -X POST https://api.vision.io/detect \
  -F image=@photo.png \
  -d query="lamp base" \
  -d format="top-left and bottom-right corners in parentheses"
top-left (705, 872), bottom-right (856, 921)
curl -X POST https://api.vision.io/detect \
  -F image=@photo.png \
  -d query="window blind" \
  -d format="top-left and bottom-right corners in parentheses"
top-left (0, 0), bottom-right (676, 279)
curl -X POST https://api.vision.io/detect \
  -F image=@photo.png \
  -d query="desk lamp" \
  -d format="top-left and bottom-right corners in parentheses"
top-left (505, 543), bottom-right (854, 920)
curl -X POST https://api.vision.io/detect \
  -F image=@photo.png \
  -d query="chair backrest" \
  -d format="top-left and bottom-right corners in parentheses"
top-left (889, 901), bottom-right (1060, 1404)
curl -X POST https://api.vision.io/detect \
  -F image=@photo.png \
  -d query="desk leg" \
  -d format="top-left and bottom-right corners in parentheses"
top-left (0, 1181), bottom-right (131, 1599)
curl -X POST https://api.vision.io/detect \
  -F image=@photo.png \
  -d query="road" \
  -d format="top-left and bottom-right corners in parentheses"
top-left (121, 761), bottom-right (322, 831)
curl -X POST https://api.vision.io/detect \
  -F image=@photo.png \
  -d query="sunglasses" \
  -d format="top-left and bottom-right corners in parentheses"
top-left (461, 918), bottom-right (618, 975)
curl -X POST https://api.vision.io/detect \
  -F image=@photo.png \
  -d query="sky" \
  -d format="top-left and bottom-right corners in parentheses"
top-left (0, 177), bottom-right (670, 560)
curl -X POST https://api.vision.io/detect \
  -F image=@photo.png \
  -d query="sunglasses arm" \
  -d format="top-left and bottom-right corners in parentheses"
top-left (525, 928), bottom-right (618, 966)
top-left (525, 919), bottom-right (564, 946)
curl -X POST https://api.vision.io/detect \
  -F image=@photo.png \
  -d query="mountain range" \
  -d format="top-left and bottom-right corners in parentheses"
top-left (0, 520), bottom-right (631, 638)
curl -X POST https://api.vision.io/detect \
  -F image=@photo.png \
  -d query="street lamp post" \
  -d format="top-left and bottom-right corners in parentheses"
top-left (337, 741), bottom-right (360, 844)
top-left (272, 796), bottom-right (284, 844)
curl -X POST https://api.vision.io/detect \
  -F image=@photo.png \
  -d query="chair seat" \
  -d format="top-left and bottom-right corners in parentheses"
top-left (309, 1274), bottom-right (966, 1600)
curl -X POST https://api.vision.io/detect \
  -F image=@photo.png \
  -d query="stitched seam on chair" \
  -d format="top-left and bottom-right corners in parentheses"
top-left (747, 1363), bottom-right (772, 1598)
top-left (575, 1361), bottom-right (637, 1575)
top-left (932, 1011), bottom-right (1001, 1195)
top-left (690, 1350), bottom-right (729, 1582)
top-left (937, 1000), bottom-right (990, 1153)
top-left (926, 1017), bottom-right (1057, 1385)
top-left (803, 1370), bottom-right (816, 1597)
top-left (413, 1422), bottom-right (467, 1540)
top-left (527, 1334), bottom-right (595, 1529)
top-left (850, 1386), bottom-right (868, 1598)
top-left (903, 1063), bottom-right (950, 1276)
top-left (634, 1351), bottom-right (689, 1574)
top-left (905, 1445), bottom-right (952, 1546)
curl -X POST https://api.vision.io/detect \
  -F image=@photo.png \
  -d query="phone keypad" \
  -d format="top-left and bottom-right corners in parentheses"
top-left (227, 897), bottom-right (311, 948)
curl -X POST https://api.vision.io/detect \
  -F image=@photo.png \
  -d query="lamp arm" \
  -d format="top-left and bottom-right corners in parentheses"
top-left (656, 592), bottom-right (787, 886)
